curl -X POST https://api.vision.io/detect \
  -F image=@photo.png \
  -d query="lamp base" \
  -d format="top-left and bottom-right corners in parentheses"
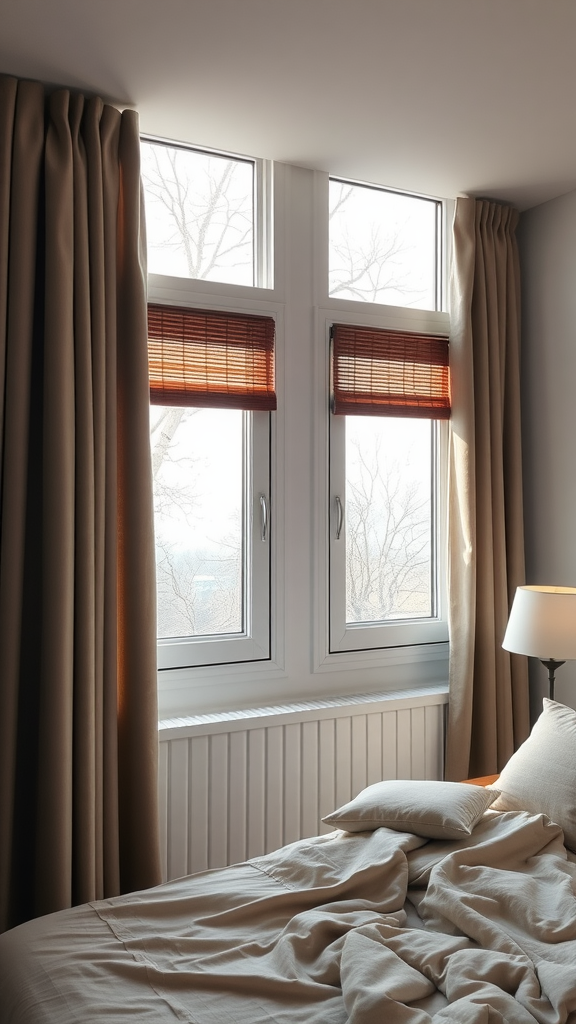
top-left (539, 659), bottom-right (565, 701)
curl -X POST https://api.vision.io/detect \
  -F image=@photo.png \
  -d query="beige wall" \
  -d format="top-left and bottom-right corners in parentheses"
top-left (518, 189), bottom-right (576, 715)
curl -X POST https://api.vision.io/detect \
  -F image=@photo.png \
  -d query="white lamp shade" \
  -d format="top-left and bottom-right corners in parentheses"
top-left (503, 585), bottom-right (576, 660)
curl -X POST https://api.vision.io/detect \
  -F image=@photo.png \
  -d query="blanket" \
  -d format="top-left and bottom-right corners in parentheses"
top-left (1, 810), bottom-right (576, 1024)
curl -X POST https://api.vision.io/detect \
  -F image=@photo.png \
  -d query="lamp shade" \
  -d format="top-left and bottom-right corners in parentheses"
top-left (503, 585), bottom-right (576, 660)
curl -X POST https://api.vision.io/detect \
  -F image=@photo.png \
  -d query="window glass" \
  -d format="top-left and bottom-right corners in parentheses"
top-left (329, 180), bottom-right (439, 309)
top-left (151, 406), bottom-right (244, 640)
top-left (345, 416), bottom-right (433, 624)
top-left (142, 141), bottom-right (255, 285)
top-left (329, 405), bottom-right (446, 654)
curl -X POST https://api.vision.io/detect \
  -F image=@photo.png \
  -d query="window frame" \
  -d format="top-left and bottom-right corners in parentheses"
top-left (155, 405), bottom-right (272, 671)
top-left (141, 135), bottom-right (275, 292)
top-left (143, 138), bottom-right (282, 676)
top-left (328, 387), bottom-right (449, 655)
top-left (317, 175), bottom-right (450, 661)
top-left (327, 176), bottom-right (444, 312)
top-left (144, 149), bottom-right (451, 720)
top-left (313, 303), bottom-right (450, 674)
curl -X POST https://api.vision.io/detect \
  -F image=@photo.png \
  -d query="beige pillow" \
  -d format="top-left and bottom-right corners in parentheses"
top-left (490, 698), bottom-right (576, 851)
top-left (322, 779), bottom-right (498, 840)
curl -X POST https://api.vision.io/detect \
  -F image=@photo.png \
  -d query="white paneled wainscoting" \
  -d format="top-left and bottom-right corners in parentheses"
top-left (157, 684), bottom-right (448, 883)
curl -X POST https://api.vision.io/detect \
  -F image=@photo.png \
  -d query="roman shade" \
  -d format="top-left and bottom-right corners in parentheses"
top-left (148, 303), bottom-right (276, 411)
top-left (331, 323), bottom-right (450, 418)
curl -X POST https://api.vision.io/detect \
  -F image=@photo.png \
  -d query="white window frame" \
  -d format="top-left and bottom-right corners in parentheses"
top-left (317, 175), bottom-right (450, 661)
top-left (144, 139), bottom-right (281, 675)
top-left (141, 136), bottom-right (274, 292)
top-left (146, 152), bottom-right (451, 720)
top-left (156, 406), bottom-right (272, 670)
top-left (328, 366), bottom-right (449, 654)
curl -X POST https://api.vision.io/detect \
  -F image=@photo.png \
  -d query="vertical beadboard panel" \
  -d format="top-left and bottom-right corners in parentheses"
top-left (284, 723), bottom-right (301, 845)
top-left (351, 714), bottom-right (367, 796)
top-left (189, 736), bottom-right (209, 874)
top-left (396, 708), bottom-right (412, 779)
top-left (247, 728), bottom-right (266, 858)
top-left (335, 716), bottom-right (352, 808)
top-left (209, 733), bottom-right (229, 869)
top-left (366, 713), bottom-right (383, 786)
top-left (301, 721), bottom-right (320, 837)
top-left (266, 726), bottom-right (284, 853)
top-left (425, 703), bottom-right (444, 780)
top-left (381, 710), bottom-right (398, 780)
top-left (318, 718), bottom-right (336, 831)
top-left (158, 692), bottom-right (447, 881)
top-left (158, 738), bottom-right (169, 882)
top-left (168, 738), bottom-right (189, 880)
top-left (410, 706), bottom-right (426, 779)
top-left (228, 730), bottom-right (248, 865)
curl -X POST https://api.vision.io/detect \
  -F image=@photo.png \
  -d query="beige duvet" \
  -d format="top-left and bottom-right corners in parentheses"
top-left (1, 809), bottom-right (576, 1024)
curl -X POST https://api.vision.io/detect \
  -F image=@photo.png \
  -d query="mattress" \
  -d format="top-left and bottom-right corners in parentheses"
top-left (2, 809), bottom-right (576, 1024)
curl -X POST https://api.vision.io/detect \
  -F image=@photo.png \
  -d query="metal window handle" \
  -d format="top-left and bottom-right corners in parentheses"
top-left (335, 495), bottom-right (344, 540)
top-left (260, 494), bottom-right (269, 542)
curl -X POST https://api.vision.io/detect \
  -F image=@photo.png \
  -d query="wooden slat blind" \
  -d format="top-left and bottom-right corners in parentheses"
top-left (331, 323), bottom-right (450, 419)
top-left (148, 304), bottom-right (276, 410)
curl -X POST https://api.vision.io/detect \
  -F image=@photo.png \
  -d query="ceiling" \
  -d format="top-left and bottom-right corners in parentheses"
top-left (2, 0), bottom-right (576, 210)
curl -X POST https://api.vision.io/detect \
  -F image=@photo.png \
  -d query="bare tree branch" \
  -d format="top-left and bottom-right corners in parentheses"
top-left (329, 181), bottom-right (426, 305)
top-left (345, 432), bottom-right (431, 622)
top-left (143, 145), bottom-right (253, 280)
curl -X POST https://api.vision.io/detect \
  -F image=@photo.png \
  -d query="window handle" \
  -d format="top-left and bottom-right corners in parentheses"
top-left (260, 494), bottom-right (269, 542)
top-left (335, 495), bottom-right (344, 540)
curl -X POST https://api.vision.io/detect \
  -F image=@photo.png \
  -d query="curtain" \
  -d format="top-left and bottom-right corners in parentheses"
top-left (445, 197), bottom-right (530, 782)
top-left (0, 75), bottom-right (161, 933)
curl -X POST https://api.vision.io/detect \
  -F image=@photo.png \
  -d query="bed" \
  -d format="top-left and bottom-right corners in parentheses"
top-left (2, 697), bottom-right (576, 1024)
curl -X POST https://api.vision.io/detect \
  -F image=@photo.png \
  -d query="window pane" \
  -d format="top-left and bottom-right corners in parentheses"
top-left (151, 406), bottom-right (244, 639)
top-left (345, 417), bottom-right (433, 624)
top-left (142, 141), bottom-right (254, 285)
top-left (329, 180), bottom-right (438, 309)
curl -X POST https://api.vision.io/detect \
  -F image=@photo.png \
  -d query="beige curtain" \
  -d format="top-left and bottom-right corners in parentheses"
top-left (0, 75), bottom-right (161, 933)
top-left (445, 197), bottom-right (530, 782)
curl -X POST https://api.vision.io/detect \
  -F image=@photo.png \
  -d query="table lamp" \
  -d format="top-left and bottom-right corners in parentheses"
top-left (502, 585), bottom-right (576, 700)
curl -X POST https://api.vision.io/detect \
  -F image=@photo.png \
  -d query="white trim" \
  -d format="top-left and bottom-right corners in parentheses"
top-left (158, 681), bottom-right (449, 737)
top-left (318, 302), bottom-right (450, 335)
top-left (314, 640), bottom-right (449, 673)
top-left (147, 276), bottom-right (282, 308)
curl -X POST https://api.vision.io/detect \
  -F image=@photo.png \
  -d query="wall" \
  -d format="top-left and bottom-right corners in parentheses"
top-left (518, 189), bottom-right (576, 715)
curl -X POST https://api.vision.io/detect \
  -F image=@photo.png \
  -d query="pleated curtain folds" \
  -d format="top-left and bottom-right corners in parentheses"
top-left (0, 75), bottom-right (161, 933)
top-left (445, 197), bottom-right (530, 782)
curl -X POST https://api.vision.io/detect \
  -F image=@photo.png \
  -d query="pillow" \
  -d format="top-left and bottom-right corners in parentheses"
top-left (490, 698), bottom-right (576, 851)
top-left (321, 779), bottom-right (499, 840)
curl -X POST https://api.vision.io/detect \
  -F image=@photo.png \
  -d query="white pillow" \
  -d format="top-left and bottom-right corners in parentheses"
top-left (322, 779), bottom-right (499, 840)
top-left (490, 698), bottom-right (576, 851)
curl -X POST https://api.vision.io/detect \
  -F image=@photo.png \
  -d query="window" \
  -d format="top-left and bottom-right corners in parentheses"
top-left (141, 139), bottom-right (272, 288)
top-left (329, 178), bottom-right (441, 308)
top-left (147, 304), bottom-right (274, 670)
top-left (143, 141), bottom-right (450, 719)
top-left (142, 137), bottom-right (275, 677)
top-left (329, 321), bottom-right (450, 653)
top-left (327, 179), bottom-right (449, 656)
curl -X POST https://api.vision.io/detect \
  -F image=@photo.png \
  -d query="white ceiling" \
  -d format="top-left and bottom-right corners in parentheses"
top-left (2, 0), bottom-right (576, 210)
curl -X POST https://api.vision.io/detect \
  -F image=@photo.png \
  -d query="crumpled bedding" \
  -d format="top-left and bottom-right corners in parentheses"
top-left (1, 809), bottom-right (576, 1024)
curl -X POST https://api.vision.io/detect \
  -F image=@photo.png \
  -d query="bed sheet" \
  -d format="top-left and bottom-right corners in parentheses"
top-left (1, 809), bottom-right (576, 1024)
